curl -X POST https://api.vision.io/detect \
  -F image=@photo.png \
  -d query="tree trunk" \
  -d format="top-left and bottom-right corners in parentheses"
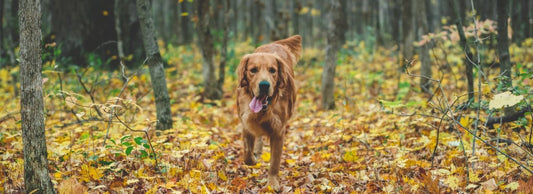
top-left (195, 0), bottom-right (222, 100)
top-left (401, 0), bottom-right (414, 61)
top-left (181, 1), bottom-right (193, 45)
top-left (218, 0), bottom-right (230, 90)
top-left (377, 0), bottom-right (390, 46)
top-left (137, 0), bottom-right (173, 130)
top-left (416, 0), bottom-right (432, 93)
top-left (427, 0), bottom-right (440, 33)
top-left (0, 0), bottom-right (4, 61)
top-left (292, 0), bottom-right (301, 35)
top-left (114, 0), bottom-right (125, 59)
top-left (321, 0), bottom-right (347, 110)
top-left (19, 0), bottom-right (56, 193)
top-left (497, 0), bottom-right (512, 88)
top-left (114, 0), bottom-right (144, 68)
top-left (451, 0), bottom-right (474, 102)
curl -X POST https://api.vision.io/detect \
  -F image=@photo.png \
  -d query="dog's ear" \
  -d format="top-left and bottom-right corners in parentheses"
top-left (237, 55), bottom-right (249, 87)
top-left (276, 58), bottom-right (294, 91)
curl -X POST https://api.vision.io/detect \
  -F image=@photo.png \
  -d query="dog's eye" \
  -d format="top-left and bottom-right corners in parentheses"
top-left (269, 68), bottom-right (276, 74)
top-left (250, 68), bottom-right (258, 73)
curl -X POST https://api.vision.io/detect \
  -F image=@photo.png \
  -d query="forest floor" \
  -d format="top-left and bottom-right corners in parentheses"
top-left (1, 39), bottom-right (533, 193)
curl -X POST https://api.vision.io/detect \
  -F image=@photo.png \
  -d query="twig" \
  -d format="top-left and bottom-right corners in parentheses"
top-left (75, 69), bottom-right (104, 118)
top-left (469, 0), bottom-right (482, 170)
top-left (406, 68), bottom-right (470, 185)
top-left (455, 120), bottom-right (533, 174)
top-left (103, 61), bottom-right (134, 146)
top-left (114, 112), bottom-right (159, 171)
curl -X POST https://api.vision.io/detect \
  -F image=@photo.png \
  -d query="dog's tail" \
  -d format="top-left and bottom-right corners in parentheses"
top-left (274, 35), bottom-right (302, 62)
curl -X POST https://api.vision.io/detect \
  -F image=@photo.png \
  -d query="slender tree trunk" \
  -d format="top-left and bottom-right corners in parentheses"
top-left (416, 0), bottom-right (432, 93)
top-left (19, 0), bottom-right (56, 193)
top-left (179, 1), bottom-right (192, 45)
top-left (321, 0), bottom-right (347, 110)
top-left (114, 0), bottom-right (125, 59)
top-left (401, 0), bottom-right (414, 61)
top-left (497, 0), bottom-right (512, 88)
top-left (451, 0), bottom-right (474, 102)
top-left (137, 0), bottom-right (173, 130)
top-left (195, 0), bottom-right (222, 100)
top-left (218, 0), bottom-right (230, 90)
top-left (377, 0), bottom-right (390, 46)
top-left (292, 0), bottom-right (301, 35)
top-left (0, 0), bottom-right (4, 60)
top-left (427, 0), bottom-right (440, 33)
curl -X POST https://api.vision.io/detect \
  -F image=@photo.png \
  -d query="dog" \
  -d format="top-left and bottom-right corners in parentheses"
top-left (236, 35), bottom-right (301, 190)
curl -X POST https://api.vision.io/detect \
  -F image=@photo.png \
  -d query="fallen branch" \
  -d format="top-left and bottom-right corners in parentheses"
top-left (485, 106), bottom-right (531, 129)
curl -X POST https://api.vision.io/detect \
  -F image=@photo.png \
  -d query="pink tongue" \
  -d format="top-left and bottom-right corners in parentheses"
top-left (249, 97), bottom-right (263, 113)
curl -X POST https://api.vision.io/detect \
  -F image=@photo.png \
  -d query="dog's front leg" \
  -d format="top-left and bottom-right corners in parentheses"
top-left (243, 130), bottom-right (257, 165)
top-left (267, 134), bottom-right (283, 190)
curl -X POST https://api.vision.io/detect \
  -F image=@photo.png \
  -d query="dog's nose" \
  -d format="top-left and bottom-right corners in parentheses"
top-left (259, 81), bottom-right (270, 93)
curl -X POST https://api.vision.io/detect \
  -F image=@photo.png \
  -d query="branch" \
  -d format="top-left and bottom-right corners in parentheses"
top-left (103, 61), bottom-right (134, 146)
top-left (114, 112), bottom-right (159, 171)
top-left (485, 106), bottom-right (532, 129)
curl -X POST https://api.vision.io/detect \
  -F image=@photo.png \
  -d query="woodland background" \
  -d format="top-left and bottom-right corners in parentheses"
top-left (1, 0), bottom-right (533, 193)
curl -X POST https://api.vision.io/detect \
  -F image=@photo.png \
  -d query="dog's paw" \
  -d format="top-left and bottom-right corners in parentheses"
top-left (244, 157), bottom-right (256, 166)
top-left (267, 176), bottom-right (280, 191)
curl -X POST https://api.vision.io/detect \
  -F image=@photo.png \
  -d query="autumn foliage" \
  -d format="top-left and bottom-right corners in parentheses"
top-left (1, 32), bottom-right (533, 193)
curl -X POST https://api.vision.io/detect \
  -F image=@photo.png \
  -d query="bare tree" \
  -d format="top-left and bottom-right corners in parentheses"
top-left (19, 0), bottom-right (56, 193)
top-left (321, 0), bottom-right (347, 110)
top-left (137, 0), bottom-right (173, 130)
top-left (195, 0), bottom-right (222, 100)
top-left (497, 0), bottom-right (512, 88)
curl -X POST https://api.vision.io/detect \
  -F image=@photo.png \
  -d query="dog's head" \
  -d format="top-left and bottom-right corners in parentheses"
top-left (237, 53), bottom-right (293, 113)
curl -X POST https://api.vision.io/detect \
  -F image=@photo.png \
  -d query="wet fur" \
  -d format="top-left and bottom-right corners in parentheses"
top-left (236, 35), bottom-right (301, 189)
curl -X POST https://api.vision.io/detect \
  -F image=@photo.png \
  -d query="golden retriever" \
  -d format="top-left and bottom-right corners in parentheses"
top-left (236, 35), bottom-right (301, 190)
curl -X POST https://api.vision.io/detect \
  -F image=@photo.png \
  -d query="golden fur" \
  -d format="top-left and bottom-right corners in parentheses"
top-left (236, 35), bottom-right (301, 190)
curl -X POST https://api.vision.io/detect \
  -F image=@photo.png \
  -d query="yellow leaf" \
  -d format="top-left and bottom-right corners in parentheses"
top-left (489, 91), bottom-right (524, 109)
top-left (102, 10), bottom-right (109, 16)
top-left (445, 175), bottom-right (460, 190)
top-left (126, 179), bottom-right (139, 185)
top-left (218, 170), bottom-right (227, 181)
top-left (343, 151), bottom-right (358, 163)
top-left (460, 117), bottom-right (473, 127)
top-left (261, 152), bottom-right (270, 162)
top-left (181, 12), bottom-right (189, 16)
top-left (342, 135), bottom-right (352, 142)
top-left (504, 181), bottom-right (519, 191)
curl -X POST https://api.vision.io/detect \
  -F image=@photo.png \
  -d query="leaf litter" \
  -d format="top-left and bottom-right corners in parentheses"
top-left (1, 38), bottom-right (533, 193)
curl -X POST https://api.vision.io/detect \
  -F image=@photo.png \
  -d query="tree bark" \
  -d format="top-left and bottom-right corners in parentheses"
top-left (401, 0), bottom-right (414, 61)
top-left (321, 0), bottom-right (347, 110)
top-left (416, 0), bottom-right (432, 93)
top-left (179, 1), bottom-right (193, 45)
top-left (114, 0), bottom-right (125, 59)
top-left (195, 0), bottom-right (222, 100)
top-left (19, 0), bottom-right (56, 193)
top-left (0, 0), bottom-right (4, 60)
top-left (218, 0), bottom-right (230, 91)
top-left (451, 0), bottom-right (474, 102)
top-left (497, 0), bottom-right (512, 88)
top-left (137, 0), bottom-right (173, 130)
